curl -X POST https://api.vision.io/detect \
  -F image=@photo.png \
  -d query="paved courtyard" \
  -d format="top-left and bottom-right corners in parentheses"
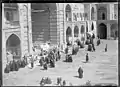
top-left (3, 40), bottom-right (118, 86)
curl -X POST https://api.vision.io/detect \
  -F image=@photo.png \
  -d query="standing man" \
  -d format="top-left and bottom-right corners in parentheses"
top-left (30, 55), bottom-right (34, 68)
top-left (91, 33), bottom-right (95, 52)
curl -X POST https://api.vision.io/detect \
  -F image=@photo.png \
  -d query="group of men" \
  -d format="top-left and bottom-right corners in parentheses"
top-left (5, 51), bottom-right (28, 73)
top-left (36, 46), bottom-right (61, 70)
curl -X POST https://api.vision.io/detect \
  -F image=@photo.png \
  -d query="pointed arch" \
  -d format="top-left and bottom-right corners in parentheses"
top-left (6, 34), bottom-right (21, 58)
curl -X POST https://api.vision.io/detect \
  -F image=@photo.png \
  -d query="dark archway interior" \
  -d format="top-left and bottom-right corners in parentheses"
top-left (81, 25), bottom-right (85, 34)
top-left (6, 34), bottom-right (21, 57)
top-left (66, 27), bottom-right (72, 43)
top-left (74, 26), bottom-right (79, 37)
top-left (86, 22), bottom-right (88, 32)
top-left (98, 23), bottom-right (107, 39)
top-left (91, 23), bottom-right (94, 30)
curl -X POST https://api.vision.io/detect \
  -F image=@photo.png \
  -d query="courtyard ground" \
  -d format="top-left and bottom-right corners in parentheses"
top-left (3, 40), bottom-right (118, 86)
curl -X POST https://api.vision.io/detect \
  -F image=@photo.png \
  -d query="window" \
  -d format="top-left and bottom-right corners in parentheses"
top-left (6, 12), bottom-right (10, 21)
top-left (102, 13), bottom-right (105, 20)
top-left (4, 3), bottom-right (19, 25)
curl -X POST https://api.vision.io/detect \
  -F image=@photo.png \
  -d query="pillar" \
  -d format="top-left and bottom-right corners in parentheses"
top-left (107, 23), bottom-right (111, 39)
top-left (72, 23), bottom-right (74, 45)
top-left (19, 4), bottom-right (25, 57)
top-left (28, 3), bottom-right (33, 54)
top-left (2, 3), bottom-right (6, 75)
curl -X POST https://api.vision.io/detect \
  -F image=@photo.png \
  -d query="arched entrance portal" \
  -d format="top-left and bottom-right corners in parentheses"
top-left (66, 27), bottom-right (72, 43)
top-left (6, 34), bottom-right (21, 58)
top-left (98, 23), bottom-right (107, 39)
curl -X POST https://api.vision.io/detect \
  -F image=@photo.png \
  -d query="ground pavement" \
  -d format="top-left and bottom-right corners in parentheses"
top-left (3, 40), bottom-right (118, 86)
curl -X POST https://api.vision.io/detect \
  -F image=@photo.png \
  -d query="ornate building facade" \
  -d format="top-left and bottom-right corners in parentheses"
top-left (2, 3), bottom-right (118, 73)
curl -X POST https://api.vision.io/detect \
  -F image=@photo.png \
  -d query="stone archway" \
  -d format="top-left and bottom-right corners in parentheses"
top-left (6, 34), bottom-right (21, 59)
top-left (66, 27), bottom-right (72, 43)
top-left (98, 23), bottom-right (107, 39)
top-left (65, 4), bottom-right (72, 21)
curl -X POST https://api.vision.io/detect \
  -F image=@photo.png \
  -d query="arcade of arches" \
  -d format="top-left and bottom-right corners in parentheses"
top-left (6, 34), bottom-right (21, 58)
top-left (66, 25), bottom-right (86, 43)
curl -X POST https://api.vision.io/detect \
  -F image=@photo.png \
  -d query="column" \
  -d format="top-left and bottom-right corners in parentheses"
top-left (72, 23), bottom-right (74, 45)
top-left (107, 23), bottom-right (111, 39)
top-left (78, 24), bottom-right (81, 40)
top-left (19, 4), bottom-right (25, 57)
top-left (2, 3), bottom-right (6, 75)
top-left (28, 3), bottom-right (33, 54)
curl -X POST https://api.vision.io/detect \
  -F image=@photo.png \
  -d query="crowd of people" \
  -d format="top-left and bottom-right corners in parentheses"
top-left (5, 33), bottom-right (102, 82)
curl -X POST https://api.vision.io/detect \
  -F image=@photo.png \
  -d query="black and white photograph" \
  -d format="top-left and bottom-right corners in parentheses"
top-left (2, 2), bottom-right (118, 86)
